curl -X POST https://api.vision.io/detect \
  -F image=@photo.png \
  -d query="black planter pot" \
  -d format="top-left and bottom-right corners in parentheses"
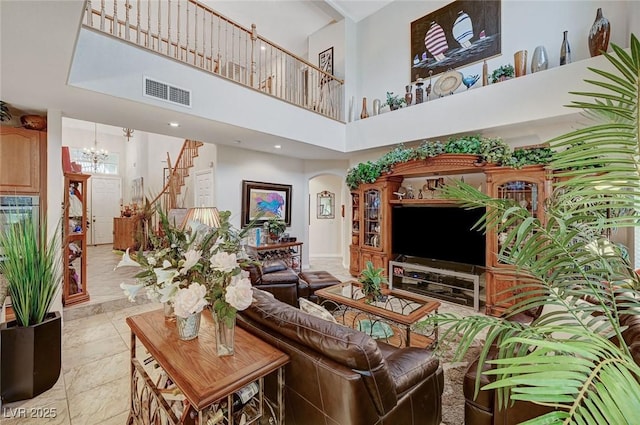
top-left (1, 311), bottom-right (62, 402)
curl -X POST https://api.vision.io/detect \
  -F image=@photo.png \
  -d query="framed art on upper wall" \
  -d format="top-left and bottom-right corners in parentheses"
top-left (242, 180), bottom-right (292, 227)
top-left (410, 0), bottom-right (501, 81)
top-left (319, 47), bottom-right (334, 86)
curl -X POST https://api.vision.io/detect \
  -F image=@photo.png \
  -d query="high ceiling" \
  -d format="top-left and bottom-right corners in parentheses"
top-left (0, 0), bottom-right (393, 160)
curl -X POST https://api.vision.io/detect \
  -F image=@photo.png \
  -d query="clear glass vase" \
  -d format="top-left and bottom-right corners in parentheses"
top-left (176, 311), bottom-right (201, 340)
top-left (212, 311), bottom-right (235, 356)
top-left (163, 302), bottom-right (176, 321)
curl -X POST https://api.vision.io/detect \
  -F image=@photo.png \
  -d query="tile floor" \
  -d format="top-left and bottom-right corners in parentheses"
top-left (2, 246), bottom-right (479, 424)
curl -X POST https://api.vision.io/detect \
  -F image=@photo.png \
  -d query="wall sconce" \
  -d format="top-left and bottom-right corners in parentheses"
top-left (123, 128), bottom-right (134, 141)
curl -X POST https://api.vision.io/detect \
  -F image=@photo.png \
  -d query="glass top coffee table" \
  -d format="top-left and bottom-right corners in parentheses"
top-left (315, 282), bottom-right (440, 348)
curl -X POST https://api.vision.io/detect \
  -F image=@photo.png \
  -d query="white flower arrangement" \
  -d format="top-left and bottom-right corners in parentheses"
top-left (173, 282), bottom-right (209, 318)
top-left (224, 270), bottom-right (253, 311)
top-left (117, 209), bottom-right (258, 324)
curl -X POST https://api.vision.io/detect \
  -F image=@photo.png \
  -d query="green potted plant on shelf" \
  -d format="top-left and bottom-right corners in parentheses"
top-left (0, 218), bottom-right (62, 402)
top-left (421, 34), bottom-right (640, 424)
top-left (489, 64), bottom-right (515, 83)
top-left (266, 216), bottom-right (287, 242)
top-left (383, 91), bottom-right (406, 111)
top-left (358, 261), bottom-right (387, 302)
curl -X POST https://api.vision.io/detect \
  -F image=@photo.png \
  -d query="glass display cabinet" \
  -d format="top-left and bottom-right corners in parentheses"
top-left (349, 177), bottom-right (402, 276)
top-left (363, 188), bottom-right (382, 249)
top-left (484, 166), bottom-right (551, 316)
top-left (63, 172), bottom-right (90, 306)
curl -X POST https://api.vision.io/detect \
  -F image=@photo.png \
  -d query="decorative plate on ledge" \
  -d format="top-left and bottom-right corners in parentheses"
top-left (433, 70), bottom-right (463, 97)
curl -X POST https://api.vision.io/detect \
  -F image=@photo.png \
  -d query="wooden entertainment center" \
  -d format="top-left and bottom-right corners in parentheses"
top-left (349, 154), bottom-right (552, 316)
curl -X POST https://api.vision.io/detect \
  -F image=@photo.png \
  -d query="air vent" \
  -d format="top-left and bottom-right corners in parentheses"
top-left (143, 77), bottom-right (191, 107)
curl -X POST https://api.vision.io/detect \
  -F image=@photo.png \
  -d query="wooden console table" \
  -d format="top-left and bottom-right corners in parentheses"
top-left (126, 309), bottom-right (289, 425)
top-left (246, 241), bottom-right (303, 273)
top-left (113, 216), bottom-right (140, 251)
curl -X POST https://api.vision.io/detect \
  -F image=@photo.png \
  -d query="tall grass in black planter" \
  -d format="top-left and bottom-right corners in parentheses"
top-left (0, 218), bottom-right (61, 402)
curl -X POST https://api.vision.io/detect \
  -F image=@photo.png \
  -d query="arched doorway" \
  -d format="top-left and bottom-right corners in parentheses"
top-left (308, 174), bottom-right (344, 262)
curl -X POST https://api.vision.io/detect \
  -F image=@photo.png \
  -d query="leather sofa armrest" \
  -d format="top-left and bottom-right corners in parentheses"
top-left (262, 260), bottom-right (288, 273)
top-left (383, 347), bottom-right (440, 395)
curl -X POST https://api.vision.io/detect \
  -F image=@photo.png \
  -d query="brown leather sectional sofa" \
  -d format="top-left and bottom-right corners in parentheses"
top-left (238, 289), bottom-right (444, 425)
top-left (242, 260), bottom-right (339, 307)
top-left (464, 304), bottom-right (640, 424)
top-left (242, 260), bottom-right (301, 306)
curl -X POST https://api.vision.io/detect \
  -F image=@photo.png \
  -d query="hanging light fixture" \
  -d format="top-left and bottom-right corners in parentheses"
top-left (82, 123), bottom-right (109, 173)
top-left (123, 127), bottom-right (134, 141)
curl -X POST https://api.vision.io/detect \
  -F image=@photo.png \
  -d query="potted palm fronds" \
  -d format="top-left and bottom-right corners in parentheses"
top-left (0, 218), bottom-right (62, 402)
top-left (422, 34), bottom-right (640, 424)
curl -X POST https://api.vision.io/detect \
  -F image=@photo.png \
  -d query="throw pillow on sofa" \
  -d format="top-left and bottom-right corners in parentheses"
top-left (298, 297), bottom-right (337, 323)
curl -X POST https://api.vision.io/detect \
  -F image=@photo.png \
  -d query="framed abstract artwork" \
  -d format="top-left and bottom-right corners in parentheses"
top-left (319, 47), bottom-right (334, 86)
top-left (242, 180), bottom-right (292, 227)
top-left (410, 0), bottom-right (501, 81)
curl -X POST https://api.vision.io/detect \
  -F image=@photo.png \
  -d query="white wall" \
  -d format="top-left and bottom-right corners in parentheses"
top-left (48, 110), bottom-right (64, 316)
top-left (215, 145), bottom-right (309, 266)
top-left (308, 174), bottom-right (343, 257)
top-left (308, 20), bottom-right (345, 80)
top-left (357, 0), bottom-right (634, 103)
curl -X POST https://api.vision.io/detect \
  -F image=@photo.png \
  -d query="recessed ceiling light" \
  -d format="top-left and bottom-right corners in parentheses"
top-left (260, 46), bottom-right (266, 51)
top-left (168, 122), bottom-right (180, 127)
top-left (274, 145), bottom-right (281, 149)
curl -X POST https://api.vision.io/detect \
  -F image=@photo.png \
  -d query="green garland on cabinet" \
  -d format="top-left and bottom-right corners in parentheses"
top-left (345, 136), bottom-right (553, 190)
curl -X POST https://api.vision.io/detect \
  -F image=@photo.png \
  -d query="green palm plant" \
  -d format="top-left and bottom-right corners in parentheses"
top-left (421, 34), bottom-right (640, 424)
top-left (0, 218), bottom-right (61, 327)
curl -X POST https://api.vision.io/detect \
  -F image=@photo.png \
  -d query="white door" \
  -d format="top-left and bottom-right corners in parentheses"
top-left (194, 169), bottom-right (215, 207)
top-left (90, 176), bottom-right (122, 245)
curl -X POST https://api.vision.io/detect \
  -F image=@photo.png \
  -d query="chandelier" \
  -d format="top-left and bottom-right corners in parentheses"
top-left (82, 123), bottom-right (109, 172)
top-left (123, 127), bottom-right (134, 141)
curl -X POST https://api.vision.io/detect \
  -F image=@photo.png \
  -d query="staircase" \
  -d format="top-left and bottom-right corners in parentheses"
top-left (151, 139), bottom-right (204, 211)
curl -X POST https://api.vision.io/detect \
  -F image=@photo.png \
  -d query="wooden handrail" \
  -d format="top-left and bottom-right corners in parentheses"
top-left (149, 139), bottom-right (201, 209)
top-left (83, 0), bottom-right (344, 120)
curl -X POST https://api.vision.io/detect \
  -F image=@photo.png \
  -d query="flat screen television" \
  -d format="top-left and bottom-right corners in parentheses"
top-left (391, 206), bottom-right (486, 267)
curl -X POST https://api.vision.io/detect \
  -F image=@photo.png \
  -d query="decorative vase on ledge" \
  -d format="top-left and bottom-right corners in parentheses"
top-left (560, 30), bottom-right (572, 65)
top-left (360, 97), bottom-right (369, 119)
top-left (588, 7), bottom-right (610, 57)
top-left (373, 99), bottom-right (381, 116)
top-left (531, 45), bottom-right (549, 73)
top-left (405, 85), bottom-right (413, 106)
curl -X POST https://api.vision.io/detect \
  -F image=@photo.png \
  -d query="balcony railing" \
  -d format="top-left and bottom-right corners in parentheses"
top-left (83, 0), bottom-right (344, 121)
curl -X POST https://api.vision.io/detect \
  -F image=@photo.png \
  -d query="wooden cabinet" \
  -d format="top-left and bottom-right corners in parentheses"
top-left (113, 216), bottom-right (140, 251)
top-left (484, 165), bottom-right (552, 316)
top-left (349, 245), bottom-right (360, 276)
top-left (0, 126), bottom-right (46, 194)
top-left (349, 176), bottom-right (401, 276)
top-left (348, 157), bottom-right (551, 317)
top-left (63, 173), bottom-right (91, 306)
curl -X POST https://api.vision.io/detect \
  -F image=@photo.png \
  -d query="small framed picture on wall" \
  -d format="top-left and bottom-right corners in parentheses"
top-left (319, 47), bottom-right (334, 86)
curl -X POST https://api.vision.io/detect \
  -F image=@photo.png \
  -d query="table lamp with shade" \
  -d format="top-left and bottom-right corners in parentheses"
top-left (180, 207), bottom-right (221, 231)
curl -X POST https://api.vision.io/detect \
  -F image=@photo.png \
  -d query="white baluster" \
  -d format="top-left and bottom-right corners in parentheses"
top-left (86, 0), bottom-right (93, 26)
top-left (135, 0), bottom-right (140, 45)
top-left (194, 4), bottom-right (198, 65)
top-left (167, 0), bottom-right (172, 57)
top-left (157, 0), bottom-right (161, 53)
top-left (125, 0), bottom-right (130, 41)
top-left (113, 0), bottom-right (117, 36)
top-left (100, 0), bottom-right (105, 31)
